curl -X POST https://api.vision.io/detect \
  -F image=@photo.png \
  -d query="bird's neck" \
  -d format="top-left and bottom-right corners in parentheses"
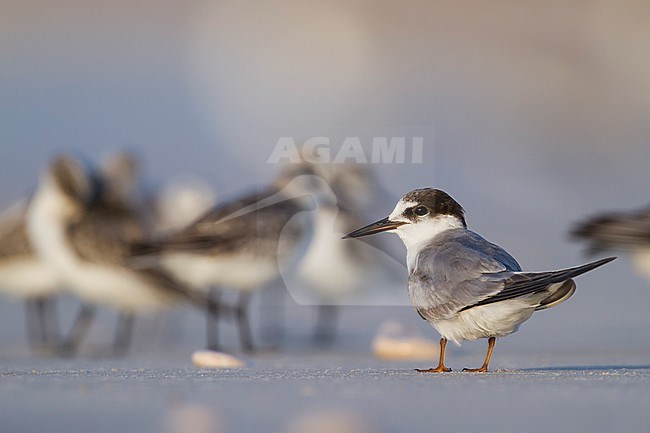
top-left (397, 215), bottom-right (465, 272)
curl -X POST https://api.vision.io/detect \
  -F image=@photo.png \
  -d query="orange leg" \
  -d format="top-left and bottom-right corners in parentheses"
top-left (463, 337), bottom-right (496, 373)
top-left (416, 338), bottom-right (452, 373)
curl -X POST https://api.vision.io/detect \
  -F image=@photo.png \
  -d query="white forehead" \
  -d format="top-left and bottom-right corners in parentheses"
top-left (388, 200), bottom-right (417, 222)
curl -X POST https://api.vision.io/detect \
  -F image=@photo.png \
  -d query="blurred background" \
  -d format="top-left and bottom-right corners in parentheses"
top-left (2, 0), bottom-right (650, 356)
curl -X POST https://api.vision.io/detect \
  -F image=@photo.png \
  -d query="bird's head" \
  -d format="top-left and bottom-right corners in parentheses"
top-left (40, 154), bottom-right (100, 220)
top-left (343, 188), bottom-right (466, 251)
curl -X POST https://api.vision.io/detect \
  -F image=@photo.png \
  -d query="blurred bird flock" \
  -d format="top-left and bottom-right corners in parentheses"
top-left (0, 152), bottom-right (411, 357)
top-left (0, 149), bottom-right (645, 362)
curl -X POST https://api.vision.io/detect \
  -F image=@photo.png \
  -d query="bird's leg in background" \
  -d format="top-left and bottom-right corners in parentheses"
top-left (41, 297), bottom-right (62, 347)
top-left (416, 338), bottom-right (452, 373)
top-left (206, 287), bottom-right (221, 351)
top-left (259, 284), bottom-right (285, 347)
top-left (313, 304), bottom-right (338, 344)
top-left (111, 312), bottom-right (135, 357)
top-left (236, 292), bottom-right (254, 352)
top-left (25, 298), bottom-right (43, 350)
top-left (463, 337), bottom-right (496, 373)
top-left (58, 303), bottom-right (96, 357)
top-left (26, 296), bottom-right (61, 351)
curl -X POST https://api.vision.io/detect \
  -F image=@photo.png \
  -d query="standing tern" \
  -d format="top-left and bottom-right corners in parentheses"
top-left (344, 188), bottom-right (615, 372)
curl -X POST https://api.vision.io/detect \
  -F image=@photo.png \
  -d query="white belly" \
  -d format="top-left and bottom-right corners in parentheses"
top-left (294, 232), bottom-right (364, 299)
top-left (63, 262), bottom-right (175, 312)
top-left (161, 252), bottom-right (279, 293)
top-left (285, 206), bottom-right (368, 304)
top-left (432, 300), bottom-right (536, 344)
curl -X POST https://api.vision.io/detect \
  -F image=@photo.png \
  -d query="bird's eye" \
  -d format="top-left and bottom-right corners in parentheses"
top-left (414, 206), bottom-right (429, 216)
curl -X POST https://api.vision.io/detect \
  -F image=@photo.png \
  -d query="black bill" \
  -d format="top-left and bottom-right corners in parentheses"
top-left (342, 217), bottom-right (405, 239)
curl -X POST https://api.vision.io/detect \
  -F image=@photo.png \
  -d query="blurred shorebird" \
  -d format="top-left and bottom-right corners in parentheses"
top-left (344, 188), bottom-right (615, 372)
top-left (0, 199), bottom-right (63, 350)
top-left (572, 205), bottom-right (650, 280)
top-left (27, 154), bottom-right (217, 356)
top-left (132, 170), bottom-right (317, 351)
top-left (284, 162), bottom-right (404, 342)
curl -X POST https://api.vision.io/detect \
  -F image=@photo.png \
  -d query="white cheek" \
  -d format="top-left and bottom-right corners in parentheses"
top-left (395, 215), bottom-right (465, 270)
top-left (395, 223), bottom-right (431, 250)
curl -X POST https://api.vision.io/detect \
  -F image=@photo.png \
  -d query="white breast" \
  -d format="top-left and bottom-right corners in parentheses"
top-left (291, 206), bottom-right (365, 301)
top-left (26, 184), bottom-right (79, 278)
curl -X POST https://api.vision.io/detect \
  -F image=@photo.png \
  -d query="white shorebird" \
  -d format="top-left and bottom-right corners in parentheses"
top-left (0, 199), bottom-right (63, 349)
top-left (1, 152), bottom-right (143, 353)
top-left (282, 162), bottom-right (405, 342)
top-left (344, 188), bottom-right (615, 372)
top-left (27, 154), bottom-right (216, 356)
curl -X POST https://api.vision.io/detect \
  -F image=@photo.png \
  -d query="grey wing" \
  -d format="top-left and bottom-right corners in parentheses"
top-left (409, 230), bottom-right (521, 321)
top-left (68, 206), bottom-right (147, 265)
top-left (460, 256), bottom-right (615, 311)
top-left (134, 193), bottom-right (306, 258)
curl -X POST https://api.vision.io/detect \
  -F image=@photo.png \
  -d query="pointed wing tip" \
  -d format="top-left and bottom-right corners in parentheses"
top-left (581, 256), bottom-right (617, 274)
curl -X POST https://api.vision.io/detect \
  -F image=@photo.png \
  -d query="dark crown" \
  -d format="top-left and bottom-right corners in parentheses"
top-left (401, 188), bottom-right (467, 227)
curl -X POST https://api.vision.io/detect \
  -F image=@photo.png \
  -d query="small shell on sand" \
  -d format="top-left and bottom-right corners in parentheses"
top-left (191, 350), bottom-right (245, 368)
top-left (372, 320), bottom-right (439, 361)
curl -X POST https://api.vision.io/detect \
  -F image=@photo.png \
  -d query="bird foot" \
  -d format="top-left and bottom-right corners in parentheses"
top-left (415, 366), bottom-right (452, 373)
top-left (462, 366), bottom-right (488, 373)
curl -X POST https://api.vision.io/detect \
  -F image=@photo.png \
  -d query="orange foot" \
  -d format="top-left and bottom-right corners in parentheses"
top-left (415, 366), bottom-right (452, 373)
top-left (462, 366), bottom-right (488, 373)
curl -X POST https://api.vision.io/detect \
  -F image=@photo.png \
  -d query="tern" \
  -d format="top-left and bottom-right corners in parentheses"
top-left (344, 188), bottom-right (615, 372)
